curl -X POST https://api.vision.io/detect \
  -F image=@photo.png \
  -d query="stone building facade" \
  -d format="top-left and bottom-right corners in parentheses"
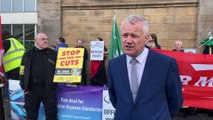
top-left (38, 0), bottom-right (213, 52)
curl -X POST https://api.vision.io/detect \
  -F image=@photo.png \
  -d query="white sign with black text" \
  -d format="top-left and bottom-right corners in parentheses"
top-left (90, 41), bottom-right (104, 61)
top-left (102, 90), bottom-right (115, 120)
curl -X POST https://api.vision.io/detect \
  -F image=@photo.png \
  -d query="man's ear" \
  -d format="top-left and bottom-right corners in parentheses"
top-left (147, 34), bottom-right (151, 39)
top-left (145, 34), bottom-right (151, 43)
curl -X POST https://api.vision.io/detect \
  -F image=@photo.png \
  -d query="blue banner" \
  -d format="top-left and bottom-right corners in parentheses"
top-left (57, 85), bottom-right (103, 120)
top-left (9, 81), bottom-right (104, 120)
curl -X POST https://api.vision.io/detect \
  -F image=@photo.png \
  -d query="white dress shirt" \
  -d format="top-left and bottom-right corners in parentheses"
top-left (126, 47), bottom-right (149, 87)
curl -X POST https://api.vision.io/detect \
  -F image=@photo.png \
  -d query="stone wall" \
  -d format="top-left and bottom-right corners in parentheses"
top-left (38, 0), bottom-right (213, 52)
top-left (61, 0), bottom-right (198, 50)
top-left (37, 0), bottom-right (61, 45)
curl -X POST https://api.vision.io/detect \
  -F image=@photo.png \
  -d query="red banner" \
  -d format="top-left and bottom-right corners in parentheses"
top-left (154, 49), bottom-right (213, 110)
top-left (0, 16), bottom-right (5, 84)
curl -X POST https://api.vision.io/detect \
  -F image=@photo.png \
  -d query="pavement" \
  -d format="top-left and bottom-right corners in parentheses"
top-left (174, 108), bottom-right (213, 120)
top-left (174, 113), bottom-right (213, 120)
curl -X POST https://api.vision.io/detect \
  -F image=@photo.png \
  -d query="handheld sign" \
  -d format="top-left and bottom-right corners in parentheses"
top-left (53, 48), bottom-right (84, 83)
top-left (90, 41), bottom-right (104, 61)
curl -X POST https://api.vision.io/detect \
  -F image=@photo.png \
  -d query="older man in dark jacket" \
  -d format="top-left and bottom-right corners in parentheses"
top-left (20, 32), bottom-right (57, 120)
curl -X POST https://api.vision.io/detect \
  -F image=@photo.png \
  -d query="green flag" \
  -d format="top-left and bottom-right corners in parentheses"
top-left (108, 15), bottom-right (123, 60)
top-left (201, 37), bottom-right (213, 46)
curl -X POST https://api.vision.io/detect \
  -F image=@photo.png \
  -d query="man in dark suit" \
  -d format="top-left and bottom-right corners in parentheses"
top-left (107, 15), bottom-right (183, 120)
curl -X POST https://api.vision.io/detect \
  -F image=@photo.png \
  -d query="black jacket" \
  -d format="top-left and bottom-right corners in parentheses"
top-left (20, 47), bottom-right (57, 91)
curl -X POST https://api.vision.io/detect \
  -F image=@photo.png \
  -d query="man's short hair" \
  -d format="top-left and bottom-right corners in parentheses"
top-left (121, 15), bottom-right (149, 34)
top-left (97, 37), bottom-right (103, 41)
top-left (58, 37), bottom-right (65, 43)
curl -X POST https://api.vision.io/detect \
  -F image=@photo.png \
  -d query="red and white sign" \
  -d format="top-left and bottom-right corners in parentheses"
top-left (154, 49), bottom-right (213, 110)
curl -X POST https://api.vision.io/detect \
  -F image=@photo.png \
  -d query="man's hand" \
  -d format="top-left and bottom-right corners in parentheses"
top-left (0, 74), bottom-right (4, 87)
top-left (23, 90), bottom-right (29, 94)
top-left (0, 83), bottom-right (4, 87)
top-left (0, 49), bottom-right (4, 66)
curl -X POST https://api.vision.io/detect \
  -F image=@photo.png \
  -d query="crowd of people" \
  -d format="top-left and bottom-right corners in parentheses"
top-left (0, 30), bottom-right (109, 119)
top-left (0, 14), bottom-right (212, 120)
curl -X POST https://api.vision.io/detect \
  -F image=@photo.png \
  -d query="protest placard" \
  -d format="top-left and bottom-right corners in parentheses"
top-left (54, 48), bottom-right (84, 83)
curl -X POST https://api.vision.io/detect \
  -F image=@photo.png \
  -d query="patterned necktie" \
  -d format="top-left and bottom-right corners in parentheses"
top-left (130, 58), bottom-right (139, 101)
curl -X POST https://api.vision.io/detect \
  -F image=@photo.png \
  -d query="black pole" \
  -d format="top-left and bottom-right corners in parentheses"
top-left (0, 76), bottom-right (5, 120)
top-left (0, 88), bottom-right (5, 120)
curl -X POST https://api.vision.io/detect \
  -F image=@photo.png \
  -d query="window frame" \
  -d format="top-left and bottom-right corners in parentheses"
top-left (0, 0), bottom-right (36, 13)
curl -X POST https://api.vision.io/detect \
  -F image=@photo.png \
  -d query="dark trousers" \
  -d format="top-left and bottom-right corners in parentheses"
top-left (81, 64), bottom-right (87, 85)
top-left (24, 88), bottom-right (57, 120)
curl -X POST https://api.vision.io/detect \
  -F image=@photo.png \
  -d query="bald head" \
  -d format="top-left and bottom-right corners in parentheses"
top-left (174, 40), bottom-right (183, 51)
top-left (175, 40), bottom-right (183, 45)
top-left (35, 33), bottom-right (49, 49)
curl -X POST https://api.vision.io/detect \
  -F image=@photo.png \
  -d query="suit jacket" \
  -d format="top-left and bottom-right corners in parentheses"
top-left (107, 50), bottom-right (183, 120)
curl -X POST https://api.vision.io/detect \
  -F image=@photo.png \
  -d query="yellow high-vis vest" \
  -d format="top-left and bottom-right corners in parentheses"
top-left (3, 38), bottom-right (25, 72)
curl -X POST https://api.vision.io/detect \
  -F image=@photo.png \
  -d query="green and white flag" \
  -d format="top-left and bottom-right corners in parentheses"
top-left (108, 15), bottom-right (123, 60)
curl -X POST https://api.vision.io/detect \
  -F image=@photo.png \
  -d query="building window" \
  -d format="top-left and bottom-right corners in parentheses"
top-left (24, 24), bottom-right (35, 49)
top-left (2, 24), bottom-right (11, 33)
top-left (12, 0), bottom-right (23, 12)
top-left (24, 0), bottom-right (36, 12)
top-left (0, 0), bottom-right (36, 13)
top-left (2, 24), bottom-right (36, 50)
top-left (13, 24), bottom-right (23, 38)
top-left (1, 0), bottom-right (11, 13)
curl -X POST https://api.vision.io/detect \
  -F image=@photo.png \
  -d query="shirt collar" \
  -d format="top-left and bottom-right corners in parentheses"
top-left (127, 47), bottom-right (149, 64)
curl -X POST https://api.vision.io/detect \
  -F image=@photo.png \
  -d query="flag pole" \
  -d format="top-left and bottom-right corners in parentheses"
top-left (0, 16), bottom-right (6, 120)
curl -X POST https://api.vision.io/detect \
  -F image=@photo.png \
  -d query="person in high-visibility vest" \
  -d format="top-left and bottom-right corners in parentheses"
top-left (1, 31), bottom-right (25, 120)
top-left (2, 30), bottom-right (25, 80)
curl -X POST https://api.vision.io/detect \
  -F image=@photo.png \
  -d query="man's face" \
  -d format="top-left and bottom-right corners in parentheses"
top-left (77, 40), bottom-right (83, 45)
top-left (121, 21), bottom-right (149, 57)
top-left (35, 33), bottom-right (49, 49)
top-left (56, 39), bottom-right (60, 45)
top-left (175, 41), bottom-right (182, 50)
